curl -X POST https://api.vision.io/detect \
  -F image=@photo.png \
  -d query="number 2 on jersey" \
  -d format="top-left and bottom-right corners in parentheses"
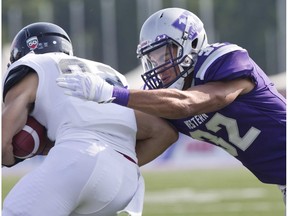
top-left (190, 113), bottom-right (261, 156)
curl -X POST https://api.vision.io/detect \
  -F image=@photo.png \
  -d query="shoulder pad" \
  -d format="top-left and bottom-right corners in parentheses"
top-left (3, 65), bottom-right (34, 101)
top-left (195, 43), bottom-right (246, 80)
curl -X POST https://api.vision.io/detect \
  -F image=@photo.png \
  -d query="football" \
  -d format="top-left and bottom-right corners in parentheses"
top-left (12, 116), bottom-right (47, 159)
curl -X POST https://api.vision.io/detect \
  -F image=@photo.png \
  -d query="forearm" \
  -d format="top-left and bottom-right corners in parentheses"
top-left (2, 72), bottom-right (38, 166)
top-left (125, 80), bottom-right (245, 119)
top-left (2, 98), bottom-right (31, 166)
top-left (126, 88), bottom-right (223, 119)
top-left (136, 138), bottom-right (172, 166)
top-left (135, 110), bottom-right (179, 166)
top-left (2, 111), bottom-right (24, 166)
top-left (136, 131), bottom-right (177, 166)
top-left (127, 89), bottom-right (190, 119)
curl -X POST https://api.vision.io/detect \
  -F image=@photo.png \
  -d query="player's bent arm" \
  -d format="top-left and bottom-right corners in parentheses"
top-left (128, 78), bottom-right (254, 119)
top-left (2, 72), bottom-right (38, 166)
top-left (56, 71), bottom-right (254, 118)
top-left (135, 110), bottom-right (179, 166)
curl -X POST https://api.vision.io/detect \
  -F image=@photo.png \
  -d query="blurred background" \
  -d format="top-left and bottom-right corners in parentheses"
top-left (2, 0), bottom-right (286, 76)
top-left (2, 0), bottom-right (286, 215)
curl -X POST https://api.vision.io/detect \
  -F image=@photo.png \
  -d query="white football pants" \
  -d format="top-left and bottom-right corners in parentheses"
top-left (3, 141), bottom-right (144, 216)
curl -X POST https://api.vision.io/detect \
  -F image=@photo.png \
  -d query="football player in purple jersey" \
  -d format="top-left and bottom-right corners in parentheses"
top-left (57, 8), bottom-right (286, 203)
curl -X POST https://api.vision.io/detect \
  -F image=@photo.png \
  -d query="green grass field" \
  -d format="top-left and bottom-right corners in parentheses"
top-left (142, 168), bottom-right (285, 216)
top-left (2, 168), bottom-right (285, 216)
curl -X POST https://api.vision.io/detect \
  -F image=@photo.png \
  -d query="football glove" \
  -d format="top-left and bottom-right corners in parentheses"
top-left (56, 72), bottom-right (115, 103)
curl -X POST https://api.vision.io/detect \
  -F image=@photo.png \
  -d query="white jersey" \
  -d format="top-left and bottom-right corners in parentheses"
top-left (5, 52), bottom-right (138, 162)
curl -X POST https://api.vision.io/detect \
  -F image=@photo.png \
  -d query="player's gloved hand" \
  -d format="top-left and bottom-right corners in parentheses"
top-left (56, 72), bottom-right (114, 103)
top-left (56, 72), bottom-right (130, 106)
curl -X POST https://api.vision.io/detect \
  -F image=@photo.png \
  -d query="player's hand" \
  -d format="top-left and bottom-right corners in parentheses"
top-left (2, 155), bottom-right (24, 168)
top-left (56, 72), bottom-right (114, 103)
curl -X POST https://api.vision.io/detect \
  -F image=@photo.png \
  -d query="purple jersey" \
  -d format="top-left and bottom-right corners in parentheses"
top-left (168, 43), bottom-right (286, 185)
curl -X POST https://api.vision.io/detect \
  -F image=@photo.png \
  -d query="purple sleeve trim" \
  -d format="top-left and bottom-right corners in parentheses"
top-left (112, 87), bottom-right (130, 106)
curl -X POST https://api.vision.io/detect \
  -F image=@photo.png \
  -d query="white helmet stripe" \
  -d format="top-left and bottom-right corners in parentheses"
top-left (196, 44), bottom-right (245, 80)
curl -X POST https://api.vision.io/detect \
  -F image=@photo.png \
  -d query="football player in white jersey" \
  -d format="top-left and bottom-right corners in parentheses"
top-left (2, 22), bottom-right (178, 216)
top-left (56, 7), bottom-right (286, 205)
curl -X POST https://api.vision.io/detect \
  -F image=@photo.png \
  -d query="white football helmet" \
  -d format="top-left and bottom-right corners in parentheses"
top-left (137, 8), bottom-right (208, 89)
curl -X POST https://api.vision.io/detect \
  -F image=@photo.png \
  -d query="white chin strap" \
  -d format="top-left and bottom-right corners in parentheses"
top-left (168, 77), bottom-right (185, 90)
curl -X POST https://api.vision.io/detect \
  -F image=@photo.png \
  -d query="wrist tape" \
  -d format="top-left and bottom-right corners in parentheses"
top-left (112, 87), bottom-right (130, 106)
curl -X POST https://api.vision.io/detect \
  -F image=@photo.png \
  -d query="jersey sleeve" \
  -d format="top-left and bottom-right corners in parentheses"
top-left (194, 43), bottom-right (257, 84)
top-left (2, 65), bottom-right (34, 101)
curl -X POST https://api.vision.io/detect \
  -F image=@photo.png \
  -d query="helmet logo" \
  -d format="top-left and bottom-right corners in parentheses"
top-left (172, 12), bottom-right (201, 40)
top-left (26, 36), bottom-right (39, 50)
